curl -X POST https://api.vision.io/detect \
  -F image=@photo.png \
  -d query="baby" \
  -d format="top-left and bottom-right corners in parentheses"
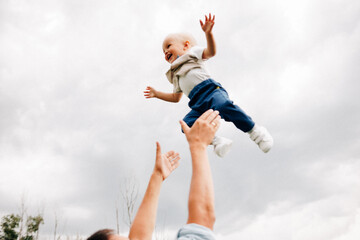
top-left (144, 13), bottom-right (273, 157)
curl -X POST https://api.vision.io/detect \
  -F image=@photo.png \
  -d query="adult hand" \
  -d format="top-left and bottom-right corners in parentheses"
top-left (153, 142), bottom-right (180, 181)
top-left (180, 109), bottom-right (221, 147)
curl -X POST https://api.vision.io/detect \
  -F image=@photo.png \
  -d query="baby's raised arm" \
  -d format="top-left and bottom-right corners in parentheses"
top-left (200, 13), bottom-right (216, 60)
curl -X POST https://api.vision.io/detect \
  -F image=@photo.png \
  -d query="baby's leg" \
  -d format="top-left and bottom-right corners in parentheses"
top-left (211, 89), bottom-right (255, 132)
top-left (210, 89), bottom-right (273, 152)
top-left (184, 107), bottom-right (233, 157)
top-left (183, 109), bottom-right (203, 129)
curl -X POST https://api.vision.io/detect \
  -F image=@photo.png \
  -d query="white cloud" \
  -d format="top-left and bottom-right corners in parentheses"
top-left (217, 159), bottom-right (360, 240)
top-left (1, 0), bottom-right (360, 238)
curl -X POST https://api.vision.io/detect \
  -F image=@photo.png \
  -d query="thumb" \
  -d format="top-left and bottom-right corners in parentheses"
top-left (156, 142), bottom-right (161, 156)
top-left (179, 120), bottom-right (190, 134)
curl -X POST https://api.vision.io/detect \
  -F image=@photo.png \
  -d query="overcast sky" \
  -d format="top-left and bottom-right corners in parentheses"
top-left (1, 0), bottom-right (360, 239)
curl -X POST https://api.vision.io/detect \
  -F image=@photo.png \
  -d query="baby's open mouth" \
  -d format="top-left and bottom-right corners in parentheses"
top-left (167, 53), bottom-right (172, 61)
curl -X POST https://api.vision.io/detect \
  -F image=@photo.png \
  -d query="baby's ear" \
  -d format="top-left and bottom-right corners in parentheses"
top-left (184, 41), bottom-right (190, 49)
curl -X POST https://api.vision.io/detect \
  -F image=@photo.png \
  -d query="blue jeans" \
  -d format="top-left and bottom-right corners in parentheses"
top-left (183, 79), bottom-right (255, 133)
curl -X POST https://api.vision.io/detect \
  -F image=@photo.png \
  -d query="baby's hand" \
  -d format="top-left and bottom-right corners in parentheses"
top-left (200, 13), bottom-right (215, 34)
top-left (144, 86), bottom-right (157, 98)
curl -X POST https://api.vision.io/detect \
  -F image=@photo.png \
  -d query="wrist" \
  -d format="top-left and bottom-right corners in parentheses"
top-left (205, 32), bottom-right (213, 38)
top-left (189, 142), bottom-right (207, 151)
top-left (152, 170), bottom-right (164, 181)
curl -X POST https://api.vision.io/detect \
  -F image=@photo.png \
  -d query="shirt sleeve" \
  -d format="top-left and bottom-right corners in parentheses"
top-left (173, 76), bottom-right (183, 93)
top-left (174, 86), bottom-right (182, 93)
top-left (189, 46), bottom-right (205, 60)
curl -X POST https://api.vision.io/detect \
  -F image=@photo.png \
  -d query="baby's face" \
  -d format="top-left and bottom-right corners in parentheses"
top-left (162, 37), bottom-right (189, 64)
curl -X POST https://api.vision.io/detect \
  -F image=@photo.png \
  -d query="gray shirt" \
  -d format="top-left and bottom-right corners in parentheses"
top-left (166, 46), bottom-right (211, 96)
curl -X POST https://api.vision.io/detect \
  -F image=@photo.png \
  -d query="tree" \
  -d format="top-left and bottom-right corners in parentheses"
top-left (0, 213), bottom-right (44, 240)
top-left (121, 177), bottom-right (139, 228)
top-left (115, 176), bottom-right (139, 234)
top-left (115, 176), bottom-right (167, 238)
top-left (24, 215), bottom-right (44, 240)
top-left (0, 214), bottom-right (20, 240)
top-left (18, 196), bottom-right (27, 240)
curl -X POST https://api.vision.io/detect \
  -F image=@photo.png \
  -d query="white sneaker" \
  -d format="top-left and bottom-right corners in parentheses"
top-left (212, 136), bottom-right (233, 158)
top-left (248, 125), bottom-right (273, 153)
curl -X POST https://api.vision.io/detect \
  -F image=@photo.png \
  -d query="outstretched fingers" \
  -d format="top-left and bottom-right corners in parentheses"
top-left (164, 150), bottom-right (180, 173)
top-left (144, 86), bottom-right (154, 98)
top-left (198, 109), bottom-right (215, 121)
top-left (200, 109), bottom-right (220, 125)
top-left (205, 13), bottom-right (215, 22)
top-left (206, 109), bottom-right (220, 122)
top-left (211, 115), bottom-right (221, 131)
top-left (144, 87), bottom-right (149, 96)
top-left (165, 150), bottom-right (175, 158)
top-left (200, 13), bottom-right (215, 30)
top-left (182, 109), bottom-right (221, 133)
top-left (170, 152), bottom-right (181, 170)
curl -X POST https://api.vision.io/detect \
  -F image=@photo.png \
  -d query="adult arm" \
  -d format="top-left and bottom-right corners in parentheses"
top-left (180, 109), bottom-right (220, 230)
top-left (128, 142), bottom-right (180, 240)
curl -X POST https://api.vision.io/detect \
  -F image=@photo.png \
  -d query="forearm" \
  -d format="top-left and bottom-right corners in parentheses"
top-left (180, 109), bottom-right (219, 228)
top-left (128, 172), bottom-right (163, 240)
top-left (203, 32), bottom-right (216, 59)
top-left (155, 91), bottom-right (182, 102)
top-left (206, 32), bottom-right (216, 55)
top-left (189, 144), bottom-right (214, 198)
top-left (187, 143), bottom-right (215, 227)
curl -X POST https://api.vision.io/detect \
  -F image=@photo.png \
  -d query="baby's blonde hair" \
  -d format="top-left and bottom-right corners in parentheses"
top-left (165, 33), bottom-right (197, 47)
